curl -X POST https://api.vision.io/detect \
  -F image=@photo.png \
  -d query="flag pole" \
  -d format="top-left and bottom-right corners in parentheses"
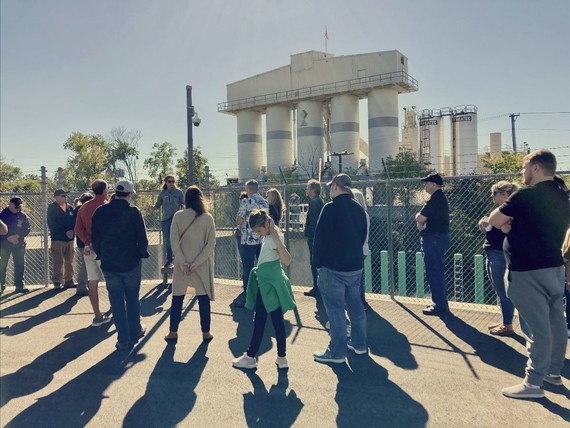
top-left (324, 25), bottom-right (328, 54)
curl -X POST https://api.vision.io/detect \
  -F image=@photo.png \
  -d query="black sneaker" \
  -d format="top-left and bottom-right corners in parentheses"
top-left (15, 287), bottom-right (30, 294)
top-left (63, 281), bottom-right (76, 288)
top-left (53, 283), bottom-right (63, 289)
top-left (0, 285), bottom-right (5, 294)
top-left (304, 287), bottom-right (319, 297)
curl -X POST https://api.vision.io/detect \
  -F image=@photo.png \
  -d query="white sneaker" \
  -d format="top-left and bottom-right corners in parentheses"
top-left (232, 353), bottom-right (257, 369)
top-left (275, 356), bottom-right (288, 369)
top-left (347, 340), bottom-right (368, 355)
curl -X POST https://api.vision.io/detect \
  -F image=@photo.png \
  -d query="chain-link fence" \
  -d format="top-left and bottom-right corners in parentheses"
top-left (2, 171), bottom-right (568, 309)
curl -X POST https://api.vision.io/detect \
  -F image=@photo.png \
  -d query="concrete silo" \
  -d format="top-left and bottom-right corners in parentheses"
top-left (237, 110), bottom-right (263, 181)
top-left (296, 100), bottom-right (324, 178)
top-left (419, 110), bottom-right (445, 172)
top-left (330, 94), bottom-right (360, 171)
top-left (266, 106), bottom-right (293, 175)
top-left (452, 105), bottom-right (478, 175)
top-left (368, 88), bottom-right (399, 172)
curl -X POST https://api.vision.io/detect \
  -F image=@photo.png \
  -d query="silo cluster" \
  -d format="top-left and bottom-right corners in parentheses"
top-left (418, 105), bottom-right (478, 175)
top-left (219, 50), bottom-right (418, 181)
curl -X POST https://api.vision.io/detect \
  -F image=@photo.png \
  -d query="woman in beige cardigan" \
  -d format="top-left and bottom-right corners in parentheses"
top-left (164, 186), bottom-right (216, 343)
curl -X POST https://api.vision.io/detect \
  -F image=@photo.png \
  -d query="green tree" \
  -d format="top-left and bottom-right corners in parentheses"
top-left (63, 132), bottom-right (111, 190)
top-left (143, 142), bottom-right (177, 185)
top-left (175, 146), bottom-right (219, 188)
top-left (482, 152), bottom-right (525, 174)
top-left (381, 151), bottom-right (433, 179)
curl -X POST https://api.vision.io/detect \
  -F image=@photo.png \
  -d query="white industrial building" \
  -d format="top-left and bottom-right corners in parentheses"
top-left (218, 50), bottom-right (418, 181)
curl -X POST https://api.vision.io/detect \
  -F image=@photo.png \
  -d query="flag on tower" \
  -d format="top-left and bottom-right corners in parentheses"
top-left (324, 26), bottom-right (329, 40)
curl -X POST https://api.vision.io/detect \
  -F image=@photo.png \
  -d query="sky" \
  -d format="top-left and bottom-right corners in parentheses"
top-left (2, 0), bottom-right (570, 182)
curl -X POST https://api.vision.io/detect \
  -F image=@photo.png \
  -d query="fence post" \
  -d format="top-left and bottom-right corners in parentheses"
top-left (454, 253), bottom-right (463, 302)
top-left (41, 166), bottom-right (49, 287)
top-left (57, 167), bottom-right (63, 189)
top-left (415, 252), bottom-right (424, 297)
top-left (205, 165), bottom-right (210, 197)
top-left (474, 254), bottom-right (485, 304)
top-left (385, 182), bottom-right (395, 299)
top-left (364, 253), bottom-right (372, 293)
top-left (380, 250), bottom-right (389, 295)
top-left (398, 251), bottom-right (406, 296)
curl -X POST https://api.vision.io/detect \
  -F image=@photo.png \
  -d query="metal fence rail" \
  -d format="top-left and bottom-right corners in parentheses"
top-left (2, 172), bottom-right (568, 309)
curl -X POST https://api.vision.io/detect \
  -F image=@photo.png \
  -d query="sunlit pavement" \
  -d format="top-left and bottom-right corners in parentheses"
top-left (1, 281), bottom-right (569, 427)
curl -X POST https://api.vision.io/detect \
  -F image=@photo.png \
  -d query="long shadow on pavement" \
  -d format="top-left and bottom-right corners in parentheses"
top-left (122, 341), bottom-right (210, 427)
top-left (3, 294), bottom-right (81, 337)
top-left (242, 370), bottom-right (303, 427)
top-left (4, 351), bottom-right (145, 428)
top-left (0, 323), bottom-right (114, 408)
top-left (441, 314), bottom-right (527, 378)
top-left (0, 288), bottom-right (61, 317)
top-left (331, 355), bottom-right (428, 427)
top-left (367, 308), bottom-right (418, 370)
top-left (140, 283), bottom-right (171, 318)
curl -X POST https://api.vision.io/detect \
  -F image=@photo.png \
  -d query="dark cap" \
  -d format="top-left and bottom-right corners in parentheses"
top-left (78, 192), bottom-right (93, 204)
top-left (54, 189), bottom-right (68, 197)
top-left (421, 173), bottom-right (443, 186)
top-left (10, 196), bottom-right (23, 206)
top-left (326, 173), bottom-right (352, 188)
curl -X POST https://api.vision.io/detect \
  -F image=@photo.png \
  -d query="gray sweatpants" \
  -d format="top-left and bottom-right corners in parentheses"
top-left (507, 266), bottom-right (567, 386)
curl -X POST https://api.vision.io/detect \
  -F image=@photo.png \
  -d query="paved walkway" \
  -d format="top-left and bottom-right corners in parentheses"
top-left (1, 282), bottom-right (569, 427)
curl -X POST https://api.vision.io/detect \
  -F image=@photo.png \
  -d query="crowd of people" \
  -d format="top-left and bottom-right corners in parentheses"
top-left (0, 149), bottom-right (569, 400)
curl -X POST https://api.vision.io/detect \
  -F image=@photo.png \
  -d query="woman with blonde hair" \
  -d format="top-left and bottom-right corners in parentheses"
top-left (478, 180), bottom-right (520, 336)
top-left (266, 188), bottom-right (284, 225)
top-left (165, 186), bottom-right (216, 343)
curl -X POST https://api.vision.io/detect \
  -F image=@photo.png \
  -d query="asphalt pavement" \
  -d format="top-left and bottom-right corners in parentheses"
top-left (1, 281), bottom-right (569, 427)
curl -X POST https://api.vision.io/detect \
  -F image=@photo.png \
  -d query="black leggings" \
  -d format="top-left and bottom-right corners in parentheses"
top-left (169, 294), bottom-right (211, 333)
top-left (247, 291), bottom-right (286, 358)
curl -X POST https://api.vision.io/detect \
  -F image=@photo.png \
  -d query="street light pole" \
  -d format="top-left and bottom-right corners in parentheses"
top-left (186, 85), bottom-right (194, 185)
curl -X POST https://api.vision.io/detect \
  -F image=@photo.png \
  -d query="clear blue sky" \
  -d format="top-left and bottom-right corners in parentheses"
top-left (2, 0), bottom-right (569, 181)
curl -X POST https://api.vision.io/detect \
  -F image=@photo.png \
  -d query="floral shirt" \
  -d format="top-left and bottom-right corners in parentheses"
top-left (237, 192), bottom-right (269, 245)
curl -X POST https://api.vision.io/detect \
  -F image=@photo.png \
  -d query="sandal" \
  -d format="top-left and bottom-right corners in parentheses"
top-left (489, 325), bottom-right (514, 336)
top-left (164, 332), bottom-right (178, 342)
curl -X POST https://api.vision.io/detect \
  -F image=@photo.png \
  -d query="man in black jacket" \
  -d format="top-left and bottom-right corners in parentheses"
top-left (312, 174), bottom-right (368, 364)
top-left (92, 181), bottom-right (149, 350)
top-left (303, 179), bottom-right (324, 297)
top-left (47, 189), bottom-right (76, 289)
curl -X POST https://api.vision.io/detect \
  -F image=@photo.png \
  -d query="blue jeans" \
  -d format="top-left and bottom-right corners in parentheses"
top-left (161, 218), bottom-right (174, 264)
top-left (0, 246), bottom-right (26, 287)
top-left (241, 244), bottom-right (261, 289)
top-left (318, 267), bottom-right (367, 358)
top-left (307, 238), bottom-right (318, 288)
top-left (421, 233), bottom-right (450, 308)
top-left (485, 248), bottom-right (514, 325)
top-left (103, 262), bottom-right (143, 346)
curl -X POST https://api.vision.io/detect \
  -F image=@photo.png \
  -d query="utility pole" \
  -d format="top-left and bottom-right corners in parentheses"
top-left (509, 113), bottom-right (520, 152)
top-left (330, 150), bottom-right (352, 173)
top-left (186, 85), bottom-right (195, 185)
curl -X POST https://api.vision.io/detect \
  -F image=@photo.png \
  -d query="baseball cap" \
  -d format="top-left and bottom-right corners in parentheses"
top-left (10, 196), bottom-right (23, 206)
top-left (326, 173), bottom-right (352, 188)
top-left (115, 180), bottom-right (136, 194)
top-left (54, 189), bottom-right (68, 197)
top-left (420, 173), bottom-right (443, 186)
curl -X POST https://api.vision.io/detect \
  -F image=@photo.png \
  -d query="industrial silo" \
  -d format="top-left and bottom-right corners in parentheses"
top-left (368, 88), bottom-right (399, 173)
top-left (296, 101), bottom-right (324, 178)
top-left (489, 132), bottom-right (501, 158)
top-left (266, 106), bottom-right (293, 175)
top-left (452, 105), bottom-right (478, 175)
top-left (237, 110), bottom-right (263, 181)
top-left (419, 109), bottom-right (445, 172)
top-left (330, 94), bottom-right (360, 171)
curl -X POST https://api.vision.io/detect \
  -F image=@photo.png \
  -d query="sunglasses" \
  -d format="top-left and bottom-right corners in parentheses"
top-left (492, 191), bottom-right (505, 196)
top-left (167, 180), bottom-right (175, 184)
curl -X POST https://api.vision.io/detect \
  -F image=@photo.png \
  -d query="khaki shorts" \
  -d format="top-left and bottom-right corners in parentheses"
top-left (83, 250), bottom-right (104, 281)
